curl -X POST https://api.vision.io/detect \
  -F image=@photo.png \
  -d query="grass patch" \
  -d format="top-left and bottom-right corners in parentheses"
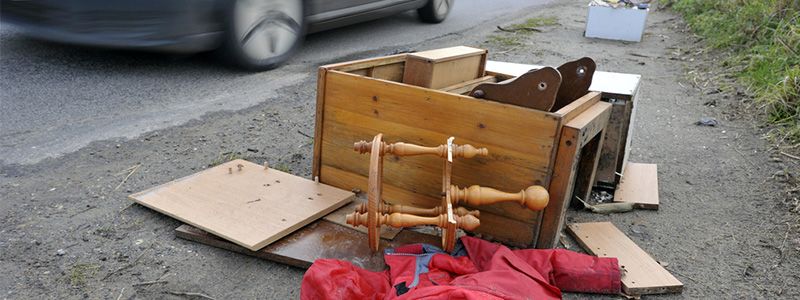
top-left (508, 16), bottom-right (559, 30)
top-left (486, 16), bottom-right (559, 48)
top-left (668, 0), bottom-right (800, 145)
top-left (68, 263), bottom-right (100, 286)
top-left (486, 35), bottom-right (524, 47)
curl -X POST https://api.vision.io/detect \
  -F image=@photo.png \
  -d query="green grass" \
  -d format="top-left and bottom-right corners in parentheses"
top-left (669, 0), bottom-right (800, 145)
top-left (486, 16), bottom-right (559, 48)
top-left (68, 263), bottom-right (99, 286)
top-left (508, 16), bottom-right (559, 30)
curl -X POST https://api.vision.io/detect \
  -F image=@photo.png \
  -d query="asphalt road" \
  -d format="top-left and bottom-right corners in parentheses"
top-left (0, 0), bottom-right (553, 165)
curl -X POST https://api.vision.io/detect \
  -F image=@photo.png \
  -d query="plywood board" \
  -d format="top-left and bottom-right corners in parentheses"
top-left (130, 159), bottom-right (354, 251)
top-left (614, 163), bottom-right (659, 209)
top-left (323, 196), bottom-right (401, 240)
top-left (567, 222), bottom-right (683, 295)
top-left (175, 221), bottom-right (440, 271)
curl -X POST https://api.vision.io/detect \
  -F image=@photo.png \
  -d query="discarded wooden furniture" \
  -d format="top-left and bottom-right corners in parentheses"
top-left (486, 60), bottom-right (641, 190)
top-left (346, 134), bottom-right (548, 252)
top-left (313, 49), bottom-right (611, 248)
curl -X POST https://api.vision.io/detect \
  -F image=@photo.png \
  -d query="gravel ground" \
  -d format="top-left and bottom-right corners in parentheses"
top-left (1, 1), bottom-right (798, 299)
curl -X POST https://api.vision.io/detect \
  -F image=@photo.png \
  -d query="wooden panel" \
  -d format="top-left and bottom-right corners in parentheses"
top-left (595, 99), bottom-right (632, 187)
top-left (323, 196), bottom-right (402, 239)
top-left (370, 62), bottom-right (404, 82)
top-left (613, 163), bottom-right (659, 209)
top-left (403, 46), bottom-right (487, 89)
top-left (319, 71), bottom-right (561, 227)
top-left (176, 221), bottom-right (440, 271)
top-left (320, 165), bottom-right (536, 246)
top-left (130, 159), bottom-right (353, 251)
top-left (325, 53), bottom-right (407, 72)
top-left (554, 92), bottom-right (601, 123)
top-left (571, 132), bottom-right (605, 205)
top-left (567, 222), bottom-right (683, 295)
top-left (440, 75), bottom-right (497, 95)
top-left (407, 46), bottom-right (487, 62)
top-left (537, 102), bottom-right (611, 248)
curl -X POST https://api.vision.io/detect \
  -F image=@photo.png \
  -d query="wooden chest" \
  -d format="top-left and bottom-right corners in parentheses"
top-left (312, 52), bottom-right (610, 248)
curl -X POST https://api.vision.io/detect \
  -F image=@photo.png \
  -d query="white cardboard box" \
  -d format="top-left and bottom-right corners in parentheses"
top-left (585, 5), bottom-right (649, 42)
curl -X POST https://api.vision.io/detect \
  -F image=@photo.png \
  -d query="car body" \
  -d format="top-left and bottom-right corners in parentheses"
top-left (0, 0), bottom-right (454, 69)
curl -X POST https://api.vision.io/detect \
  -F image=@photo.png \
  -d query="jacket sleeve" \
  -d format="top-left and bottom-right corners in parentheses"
top-left (513, 248), bottom-right (622, 294)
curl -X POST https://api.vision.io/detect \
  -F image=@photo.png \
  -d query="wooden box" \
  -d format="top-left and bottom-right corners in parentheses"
top-left (313, 52), bottom-right (610, 248)
top-left (402, 46), bottom-right (488, 89)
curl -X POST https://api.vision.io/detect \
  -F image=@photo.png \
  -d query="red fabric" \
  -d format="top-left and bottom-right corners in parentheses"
top-left (300, 236), bottom-right (621, 299)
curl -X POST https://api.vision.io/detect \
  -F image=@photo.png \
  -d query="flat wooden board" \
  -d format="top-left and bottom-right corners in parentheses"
top-left (408, 46), bottom-right (487, 62)
top-left (614, 163), bottom-right (659, 209)
top-left (322, 196), bottom-right (402, 240)
top-left (175, 221), bottom-right (440, 271)
top-left (567, 222), bottom-right (683, 295)
top-left (130, 159), bottom-right (354, 251)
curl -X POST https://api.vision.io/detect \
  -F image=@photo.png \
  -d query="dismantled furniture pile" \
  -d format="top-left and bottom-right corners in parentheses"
top-left (130, 46), bottom-right (682, 298)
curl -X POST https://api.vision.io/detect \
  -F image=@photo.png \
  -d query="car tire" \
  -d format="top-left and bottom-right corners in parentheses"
top-left (221, 0), bottom-right (305, 70)
top-left (417, 0), bottom-right (453, 23)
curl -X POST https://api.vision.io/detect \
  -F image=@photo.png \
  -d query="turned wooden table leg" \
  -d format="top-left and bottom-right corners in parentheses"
top-left (355, 202), bottom-right (479, 217)
top-left (346, 211), bottom-right (480, 231)
top-left (450, 184), bottom-right (549, 211)
top-left (354, 140), bottom-right (488, 159)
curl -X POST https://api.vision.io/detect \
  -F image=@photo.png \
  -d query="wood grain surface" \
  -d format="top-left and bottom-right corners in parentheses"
top-left (567, 222), bottom-right (683, 295)
top-left (130, 159), bottom-right (354, 251)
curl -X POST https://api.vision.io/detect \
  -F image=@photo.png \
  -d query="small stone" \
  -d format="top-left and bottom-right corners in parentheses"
top-left (56, 249), bottom-right (66, 256)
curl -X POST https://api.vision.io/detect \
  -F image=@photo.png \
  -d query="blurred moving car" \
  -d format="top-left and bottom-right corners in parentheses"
top-left (0, 0), bottom-right (454, 70)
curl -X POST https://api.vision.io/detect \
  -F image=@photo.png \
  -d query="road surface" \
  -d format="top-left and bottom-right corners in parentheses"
top-left (0, 0), bottom-right (553, 165)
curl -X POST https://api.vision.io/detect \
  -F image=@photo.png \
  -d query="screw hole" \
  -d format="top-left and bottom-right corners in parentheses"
top-left (538, 82), bottom-right (547, 91)
top-left (577, 66), bottom-right (586, 77)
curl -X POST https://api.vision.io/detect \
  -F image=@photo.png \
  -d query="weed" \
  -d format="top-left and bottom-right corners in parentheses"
top-left (68, 263), bottom-right (100, 286)
top-left (486, 34), bottom-right (524, 47)
top-left (669, 0), bottom-right (800, 146)
top-left (508, 16), bottom-right (559, 30)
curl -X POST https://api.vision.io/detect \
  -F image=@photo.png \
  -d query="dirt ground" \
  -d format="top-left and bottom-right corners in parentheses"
top-left (2, 1), bottom-right (798, 299)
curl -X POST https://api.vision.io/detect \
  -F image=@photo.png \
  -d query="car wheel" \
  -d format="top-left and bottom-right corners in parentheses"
top-left (222, 0), bottom-right (305, 70)
top-left (417, 0), bottom-right (453, 23)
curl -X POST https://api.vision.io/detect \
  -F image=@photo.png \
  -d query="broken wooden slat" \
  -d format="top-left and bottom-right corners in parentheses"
top-left (613, 162), bottom-right (659, 209)
top-left (175, 221), bottom-right (440, 271)
top-left (567, 222), bottom-right (683, 295)
top-left (130, 159), bottom-right (353, 251)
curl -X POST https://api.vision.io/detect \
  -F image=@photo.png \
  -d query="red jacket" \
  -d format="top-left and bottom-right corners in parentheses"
top-left (301, 236), bottom-right (621, 299)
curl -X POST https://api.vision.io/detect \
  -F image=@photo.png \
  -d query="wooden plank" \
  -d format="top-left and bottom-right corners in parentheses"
top-left (176, 221), bottom-right (440, 271)
top-left (320, 165), bottom-right (536, 246)
top-left (613, 163), bottom-right (659, 209)
top-left (407, 46), bottom-right (487, 62)
top-left (567, 222), bottom-right (683, 295)
top-left (370, 62), bottom-right (404, 82)
top-left (130, 159), bottom-right (354, 251)
top-left (554, 92), bottom-right (601, 123)
top-left (537, 102), bottom-right (611, 248)
top-left (324, 53), bottom-right (407, 72)
top-left (323, 196), bottom-right (402, 239)
top-left (312, 67), bottom-right (328, 179)
top-left (440, 75), bottom-right (497, 95)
